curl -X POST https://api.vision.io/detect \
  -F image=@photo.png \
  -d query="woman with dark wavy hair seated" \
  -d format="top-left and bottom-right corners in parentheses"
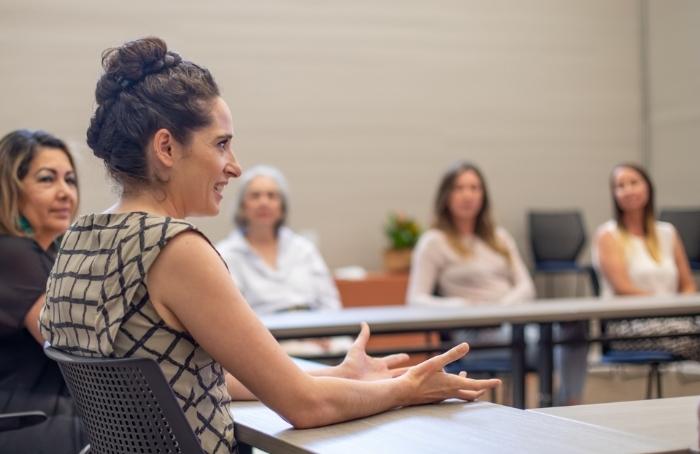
top-left (39, 37), bottom-right (499, 453)
top-left (0, 129), bottom-right (86, 453)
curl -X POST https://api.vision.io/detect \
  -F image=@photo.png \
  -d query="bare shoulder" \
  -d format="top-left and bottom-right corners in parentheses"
top-left (596, 228), bottom-right (619, 252)
top-left (150, 230), bottom-right (225, 279)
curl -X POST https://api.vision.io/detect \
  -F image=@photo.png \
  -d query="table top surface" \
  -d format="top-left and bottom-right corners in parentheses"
top-left (531, 395), bottom-right (699, 452)
top-left (261, 293), bottom-right (700, 338)
top-left (230, 399), bottom-right (688, 454)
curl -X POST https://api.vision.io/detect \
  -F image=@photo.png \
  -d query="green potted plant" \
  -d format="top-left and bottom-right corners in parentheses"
top-left (383, 212), bottom-right (422, 273)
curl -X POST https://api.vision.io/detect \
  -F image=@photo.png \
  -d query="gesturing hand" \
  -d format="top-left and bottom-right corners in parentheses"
top-left (338, 322), bottom-right (410, 381)
top-left (401, 343), bottom-right (501, 405)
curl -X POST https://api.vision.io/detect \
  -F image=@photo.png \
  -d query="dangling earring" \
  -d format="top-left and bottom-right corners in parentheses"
top-left (18, 215), bottom-right (33, 235)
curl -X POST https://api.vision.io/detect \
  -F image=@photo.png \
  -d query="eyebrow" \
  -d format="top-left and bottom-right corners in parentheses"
top-left (34, 167), bottom-right (76, 176)
top-left (214, 134), bottom-right (233, 142)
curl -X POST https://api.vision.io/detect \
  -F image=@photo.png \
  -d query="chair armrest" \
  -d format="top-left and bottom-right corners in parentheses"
top-left (0, 411), bottom-right (47, 432)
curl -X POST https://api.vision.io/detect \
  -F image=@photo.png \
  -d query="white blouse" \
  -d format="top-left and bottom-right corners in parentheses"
top-left (592, 220), bottom-right (678, 297)
top-left (406, 227), bottom-right (535, 307)
top-left (215, 227), bottom-right (341, 315)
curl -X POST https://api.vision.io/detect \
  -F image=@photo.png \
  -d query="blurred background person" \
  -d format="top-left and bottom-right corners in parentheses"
top-left (216, 165), bottom-right (350, 355)
top-left (0, 129), bottom-right (86, 453)
top-left (593, 163), bottom-right (699, 359)
top-left (407, 161), bottom-right (588, 405)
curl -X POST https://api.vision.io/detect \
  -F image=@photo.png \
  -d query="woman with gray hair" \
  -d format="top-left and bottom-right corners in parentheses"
top-left (216, 165), bottom-right (341, 315)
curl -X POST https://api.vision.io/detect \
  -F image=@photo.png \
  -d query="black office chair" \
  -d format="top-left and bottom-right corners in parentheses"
top-left (659, 208), bottom-right (700, 271)
top-left (44, 346), bottom-right (203, 454)
top-left (588, 269), bottom-right (679, 399)
top-left (528, 210), bottom-right (590, 297)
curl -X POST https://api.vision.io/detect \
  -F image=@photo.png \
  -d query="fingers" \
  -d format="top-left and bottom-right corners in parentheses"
top-left (455, 389), bottom-right (487, 402)
top-left (416, 343), bottom-right (470, 373)
top-left (381, 353), bottom-right (410, 368)
top-left (445, 375), bottom-right (500, 402)
top-left (389, 366), bottom-right (410, 378)
top-left (352, 322), bottom-right (370, 350)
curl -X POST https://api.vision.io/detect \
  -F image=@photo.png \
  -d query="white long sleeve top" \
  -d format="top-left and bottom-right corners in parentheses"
top-left (215, 227), bottom-right (341, 315)
top-left (406, 227), bottom-right (535, 307)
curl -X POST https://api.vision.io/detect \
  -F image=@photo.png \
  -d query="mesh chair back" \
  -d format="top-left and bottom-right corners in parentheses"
top-left (528, 211), bottom-right (586, 263)
top-left (44, 347), bottom-right (202, 454)
top-left (659, 208), bottom-right (700, 263)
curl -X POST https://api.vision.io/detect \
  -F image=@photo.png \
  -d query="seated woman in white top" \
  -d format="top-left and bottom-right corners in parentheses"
top-left (407, 161), bottom-right (587, 404)
top-left (216, 165), bottom-right (349, 353)
top-left (593, 163), bottom-right (699, 360)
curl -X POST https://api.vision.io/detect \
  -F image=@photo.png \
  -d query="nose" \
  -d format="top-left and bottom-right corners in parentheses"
top-left (56, 179), bottom-right (75, 202)
top-left (224, 149), bottom-right (242, 179)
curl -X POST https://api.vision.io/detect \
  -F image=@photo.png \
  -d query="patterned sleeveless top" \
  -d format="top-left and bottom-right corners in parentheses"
top-left (40, 212), bottom-right (236, 453)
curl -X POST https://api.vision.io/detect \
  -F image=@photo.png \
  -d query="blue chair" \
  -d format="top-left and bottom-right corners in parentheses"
top-left (659, 208), bottom-right (700, 271)
top-left (588, 269), bottom-right (679, 399)
top-left (528, 211), bottom-right (590, 297)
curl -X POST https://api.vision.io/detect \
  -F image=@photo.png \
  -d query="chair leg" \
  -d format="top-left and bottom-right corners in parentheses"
top-left (655, 364), bottom-right (663, 399)
top-left (646, 365), bottom-right (654, 399)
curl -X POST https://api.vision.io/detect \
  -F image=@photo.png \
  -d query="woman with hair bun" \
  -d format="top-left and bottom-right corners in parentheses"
top-left (0, 129), bottom-right (86, 453)
top-left (40, 37), bottom-right (499, 453)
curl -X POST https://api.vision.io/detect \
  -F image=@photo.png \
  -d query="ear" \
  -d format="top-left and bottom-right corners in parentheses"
top-left (151, 128), bottom-right (178, 169)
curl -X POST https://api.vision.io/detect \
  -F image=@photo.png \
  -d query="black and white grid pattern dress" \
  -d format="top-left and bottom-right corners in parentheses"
top-left (40, 212), bottom-right (236, 453)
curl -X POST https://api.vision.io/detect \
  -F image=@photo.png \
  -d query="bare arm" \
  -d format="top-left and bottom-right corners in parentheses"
top-left (225, 322), bottom-right (410, 401)
top-left (672, 230), bottom-right (697, 293)
top-left (596, 231), bottom-right (649, 296)
top-left (23, 295), bottom-right (45, 344)
top-left (148, 232), bottom-right (499, 429)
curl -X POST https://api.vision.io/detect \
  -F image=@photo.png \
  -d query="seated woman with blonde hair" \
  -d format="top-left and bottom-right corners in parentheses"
top-left (593, 163), bottom-right (699, 359)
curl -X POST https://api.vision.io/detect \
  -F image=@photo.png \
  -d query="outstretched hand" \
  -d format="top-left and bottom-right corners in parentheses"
top-left (337, 322), bottom-right (410, 381)
top-left (402, 343), bottom-right (501, 405)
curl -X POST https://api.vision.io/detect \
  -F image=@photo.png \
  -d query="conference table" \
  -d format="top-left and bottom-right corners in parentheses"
top-left (230, 359), bottom-right (691, 453)
top-left (530, 395), bottom-right (699, 452)
top-left (260, 293), bottom-right (700, 408)
top-left (231, 399), bottom-right (689, 454)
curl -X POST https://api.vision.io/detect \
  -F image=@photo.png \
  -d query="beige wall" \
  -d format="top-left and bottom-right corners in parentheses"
top-left (647, 0), bottom-right (700, 208)
top-left (0, 1), bottom-right (646, 270)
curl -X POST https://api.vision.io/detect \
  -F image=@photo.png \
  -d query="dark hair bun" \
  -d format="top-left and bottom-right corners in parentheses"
top-left (86, 36), bottom-right (219, 187)
top-left (96, 37), bottom-right (181, 104)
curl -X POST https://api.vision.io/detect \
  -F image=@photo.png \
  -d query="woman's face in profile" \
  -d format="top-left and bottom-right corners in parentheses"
top-left (19, 147), bottom-right (78, 239)
top-left (613, 166), bottom-right (649, 213)
top-left (448, 169), bottom-right (484, 223)
top-left (241, 176), bottom-right (283, 231)
top-left (173, 97), bottom-right (240, 217)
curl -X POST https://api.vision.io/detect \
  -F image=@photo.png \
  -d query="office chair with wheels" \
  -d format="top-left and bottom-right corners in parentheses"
top-left (659, 208), bottom-right (700, 271)
top-left (44, 346), bottom-right (203, 454)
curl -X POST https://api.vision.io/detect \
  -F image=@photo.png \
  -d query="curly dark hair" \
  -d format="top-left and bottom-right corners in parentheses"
top-left (86, 36), bottom-right (220, 189)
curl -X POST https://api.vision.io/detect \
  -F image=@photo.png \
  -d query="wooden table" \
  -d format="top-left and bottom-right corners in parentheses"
top-left (261, 294), bottom-right (700, 408)
top-left (231, 399), bottom-right (686, 454)
top-left (530, 395), bottom-right (700, 453)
